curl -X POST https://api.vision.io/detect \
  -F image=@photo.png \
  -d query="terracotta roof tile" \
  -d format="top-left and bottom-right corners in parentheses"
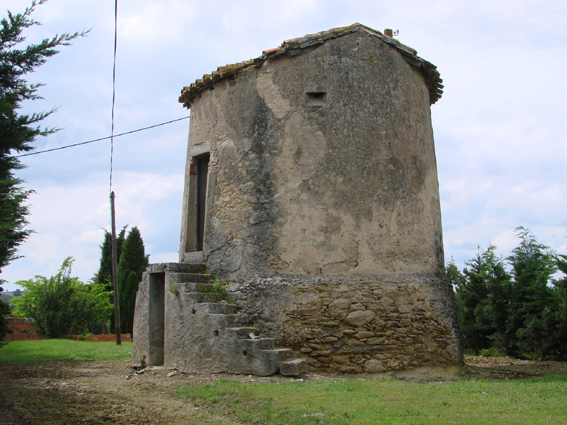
top-left (179, 23), bottom-right (443, 108)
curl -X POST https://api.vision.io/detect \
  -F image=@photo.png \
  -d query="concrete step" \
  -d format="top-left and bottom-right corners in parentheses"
top-left (187, 292), bottom-right (223, 303)
top-left (197, 303), bottom-right (239, 314)
top-left (234, 313), bottom-right (250, 326)
top-left (182, 282), bottom-right (214, 292)
top-left (259, 348), bottom-right (292, 362)
top-left (167, 263), bottom-right (207, 273)
top-left (227, 327), bottom-right (258, 338)
top-left (242, 337), bottom-right (275, 350)
top-left (206, 313), bottom-right (241, 329)
top-left (278, 358), bottom-right (307, 376)
top-left (173, 273), bottom-right (212, 284)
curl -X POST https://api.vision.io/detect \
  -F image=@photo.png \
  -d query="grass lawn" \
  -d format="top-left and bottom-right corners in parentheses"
top-left (0, 339), bottom-right (132, 364)
top-left (1, 340), bottom-right (565, 424)
top-left (176, 374), bottom-right (567, 425)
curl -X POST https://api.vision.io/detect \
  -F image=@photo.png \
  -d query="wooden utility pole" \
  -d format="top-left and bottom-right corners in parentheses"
top-left (110, 191), bottom-right (121, 345)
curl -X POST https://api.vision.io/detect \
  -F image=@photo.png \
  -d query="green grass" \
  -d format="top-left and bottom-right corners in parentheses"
top-left (176, 374), bottom-right (567, 425)
top-left (0, 339), bottom-right (132, 364)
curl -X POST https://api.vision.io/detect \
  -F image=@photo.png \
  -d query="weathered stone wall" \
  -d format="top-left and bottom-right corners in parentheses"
top-left (170, 26), bottom-right (462, 372)
top-left (181, 31), bottom-right (444, 279)
top-left (229, 274), bottom-right (460, 373)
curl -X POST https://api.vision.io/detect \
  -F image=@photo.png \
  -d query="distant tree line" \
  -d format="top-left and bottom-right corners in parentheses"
top-left (448, 227), bottom-right (567, 360)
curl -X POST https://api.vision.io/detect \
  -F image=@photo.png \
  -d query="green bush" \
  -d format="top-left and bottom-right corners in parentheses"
top-left (10, 257), bottom-right (113, 338)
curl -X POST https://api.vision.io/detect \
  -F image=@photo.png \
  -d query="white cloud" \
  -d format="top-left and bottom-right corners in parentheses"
top-left (1, 0), bottom-right (566, 290)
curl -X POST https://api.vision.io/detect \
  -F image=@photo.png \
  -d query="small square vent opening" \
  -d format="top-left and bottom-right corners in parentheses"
top-left (306, 91), bottom-right (326, 106)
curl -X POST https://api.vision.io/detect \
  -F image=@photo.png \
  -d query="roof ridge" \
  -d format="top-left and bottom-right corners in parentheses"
top-left (179, 23), bottom-right (443, 108)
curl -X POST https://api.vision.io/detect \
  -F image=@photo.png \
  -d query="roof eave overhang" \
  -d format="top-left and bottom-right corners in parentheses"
top-left (179, 23), bottom-right (443, 108)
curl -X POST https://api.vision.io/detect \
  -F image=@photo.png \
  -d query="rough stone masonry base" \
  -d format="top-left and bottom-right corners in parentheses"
top-left (229, 273), bottom-right (461, 373)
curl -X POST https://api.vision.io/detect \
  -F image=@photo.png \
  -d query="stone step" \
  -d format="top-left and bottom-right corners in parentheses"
top-left (227, 327), bottom-right (258, 338)
top-left (259, 348), bottom-right (292, 362)
top-left (198, 312), bottom-right (249, 328)
top-left (166, 263), bottom-right (207, 273)
top-left (182, 282), bottom-right (214, 292)
top-left (206, 313), bottom-right (241, 329)
top-left (278, 359), bottom-right (307, 376)
top-left (197, 303), bottom-right (239, 314)
top-left (234, 313), bottom-right (250, 326)
top-left (242, 337), bottom-right (275, 350)
top-left (172, 273), bottom-right (212, 284)
top-left (187, 292), bottom-right (223, 303)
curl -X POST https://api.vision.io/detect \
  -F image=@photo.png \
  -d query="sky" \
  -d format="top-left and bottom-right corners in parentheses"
top-left (1, 0), bottom-right (566, 291)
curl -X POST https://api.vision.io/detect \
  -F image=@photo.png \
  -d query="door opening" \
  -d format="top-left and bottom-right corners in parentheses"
top-left (196, 154), bottom-right (209, 251)
top-left (148, 272), bottom-right (165, 366)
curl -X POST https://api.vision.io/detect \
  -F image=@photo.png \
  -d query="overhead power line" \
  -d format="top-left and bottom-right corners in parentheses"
top-left (15, 116), bottom-right (190, 158)
top-left (437, 41), bottom-right (567, 64)
top-left (428, 35), bottom-right (567, 57)
top-left (400, 0), bottom-right (567, 31)
top-left (402, 9), bottom-right (566, 39)
top-left (109, 0), bottom-right (118, 192)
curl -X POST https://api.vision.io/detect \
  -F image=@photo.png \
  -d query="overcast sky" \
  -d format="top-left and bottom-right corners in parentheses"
top-left (2, 0), bottom-right (566, 291)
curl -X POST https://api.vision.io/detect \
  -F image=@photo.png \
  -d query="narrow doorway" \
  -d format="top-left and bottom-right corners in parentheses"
top-left (195, 154), bottom-right (209, 251)
top-left (148, 272), bottom-right (165, 366)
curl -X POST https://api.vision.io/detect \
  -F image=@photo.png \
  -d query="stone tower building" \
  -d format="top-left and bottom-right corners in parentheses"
top-left (132, 24), bottom-right (461, 375)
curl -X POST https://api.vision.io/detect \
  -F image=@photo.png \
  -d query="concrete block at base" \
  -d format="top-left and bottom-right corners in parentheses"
top-left (279, 359), bottom-right (307, 376)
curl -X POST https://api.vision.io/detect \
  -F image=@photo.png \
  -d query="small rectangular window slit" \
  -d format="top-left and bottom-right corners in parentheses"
top-left (306, 91), bottom-right (326, 106)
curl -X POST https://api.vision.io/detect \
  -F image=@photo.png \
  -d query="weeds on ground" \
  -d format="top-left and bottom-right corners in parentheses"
top-left (478, 347), bottom-right (506, 357)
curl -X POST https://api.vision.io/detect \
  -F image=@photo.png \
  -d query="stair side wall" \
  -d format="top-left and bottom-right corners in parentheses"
top-left (132, 272), bottom-right (150, 366)
top-left (133, 267), bottom-right (295, 375)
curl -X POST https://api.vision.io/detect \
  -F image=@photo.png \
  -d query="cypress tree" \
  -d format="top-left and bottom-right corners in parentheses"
top-left (94, 226), bottom-right (126, 289)
top-left (506, 227), bottom-right (557, 358)
top-left (117, 227), bottom-right (148, 334)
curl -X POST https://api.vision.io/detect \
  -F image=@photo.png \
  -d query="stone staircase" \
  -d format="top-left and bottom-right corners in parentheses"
top-left (169, 263), bottom-right (306, 376)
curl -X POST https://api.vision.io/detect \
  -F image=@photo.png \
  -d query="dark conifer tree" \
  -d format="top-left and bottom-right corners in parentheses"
top-left (117, 227), bottom-right (148, 334)
top-left (506, 227), bottom-right (557, 357)
top-left (94, 226), bottom-right (126, 289)
top-left (450, 228), bottom-right (567, 359)
top-left (0, 1), bottom-right (86, 291)
top-left (455, 245), bottom-right (512, 355)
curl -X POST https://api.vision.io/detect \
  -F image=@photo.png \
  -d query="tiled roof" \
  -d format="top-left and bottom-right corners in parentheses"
top-left (179, 23), bottom-right (443, 108)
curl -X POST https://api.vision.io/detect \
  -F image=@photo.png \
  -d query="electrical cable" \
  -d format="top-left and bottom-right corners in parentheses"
top-left (15, 116), bottom-right (190, 158)
top-left (428, 35), bottom-right (567, 57)
top-left (11, 2), bottom-right (564, 161)
top-left (109, 0), bottom-right (118, 192)
top-left (399, 0), bottom-right (567, 31)
top-left (402, 9), bottom-right (566, 39)
top-left (436, 41), bottom-right (567, 64)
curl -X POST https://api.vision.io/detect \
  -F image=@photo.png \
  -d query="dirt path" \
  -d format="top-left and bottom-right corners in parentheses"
top-left (1, 356), bottom-right (565, 424)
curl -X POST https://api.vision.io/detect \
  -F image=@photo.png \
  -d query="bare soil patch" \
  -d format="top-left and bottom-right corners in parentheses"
top-left (1, 356), bottom-right (565, 424)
